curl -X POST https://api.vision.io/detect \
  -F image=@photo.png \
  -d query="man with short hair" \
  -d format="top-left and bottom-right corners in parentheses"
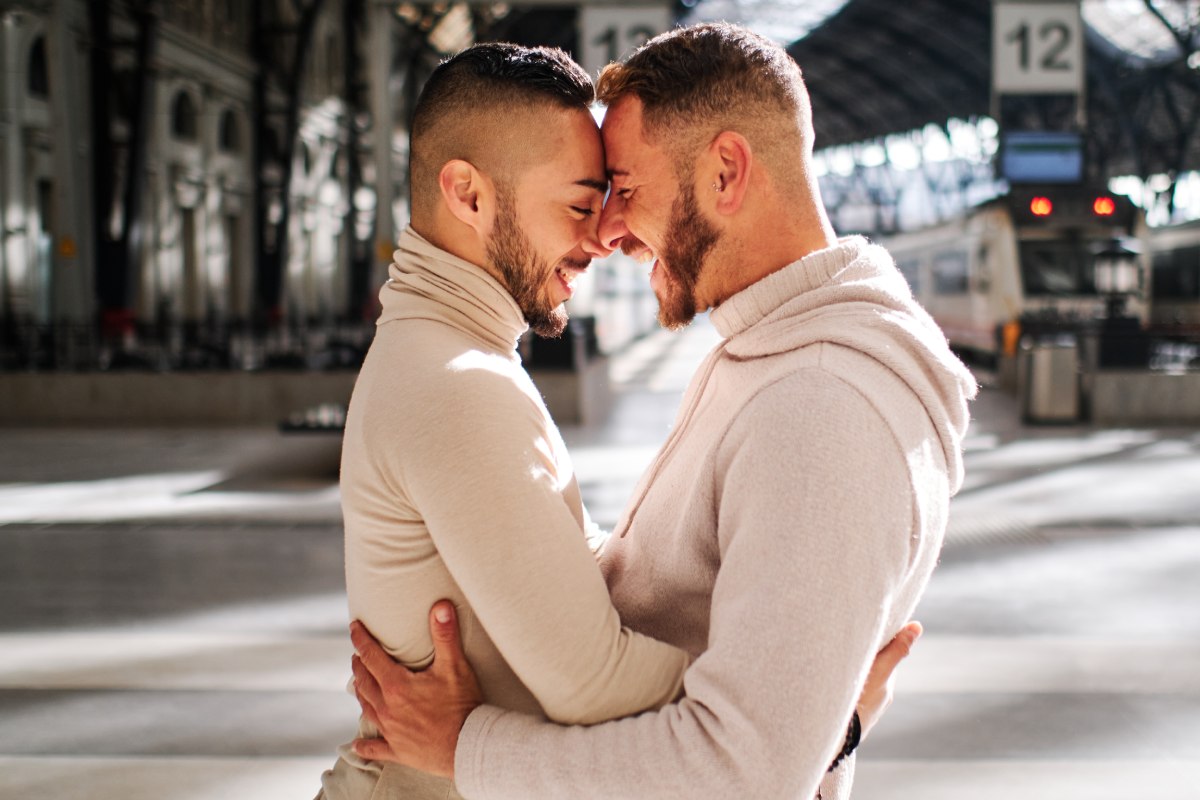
top-left (318, 43), bottom-right (692, 800)
top-left (349, 22), bottom-right (976, 800)
top-left (319, 40), bottom-right (913, 800)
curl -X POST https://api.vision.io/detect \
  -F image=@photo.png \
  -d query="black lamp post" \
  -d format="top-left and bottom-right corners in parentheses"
top-left (1093, 236), bottom-right (1142, 320)
top-left (1092, 236), bottom-right (1150, 369)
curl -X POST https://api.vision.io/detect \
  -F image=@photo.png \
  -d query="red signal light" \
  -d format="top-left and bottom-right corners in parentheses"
top-left (1093, 196), bottom-right (1116, 216)
top-left (1030, 196), bottom-right (1053, 216)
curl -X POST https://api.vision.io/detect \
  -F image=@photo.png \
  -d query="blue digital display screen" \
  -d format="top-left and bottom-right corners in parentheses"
top-left (1002, 132), bottom-right (1083, 184)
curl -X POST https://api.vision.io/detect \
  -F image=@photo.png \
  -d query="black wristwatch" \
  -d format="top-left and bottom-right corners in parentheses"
top-left (827, 711), bottom-right (862, 773)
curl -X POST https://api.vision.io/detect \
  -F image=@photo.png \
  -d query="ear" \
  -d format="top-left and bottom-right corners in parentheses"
top-left (707, 131), bottom-right (752, 215)
top-left (438, 159), bottom-right (496, 235)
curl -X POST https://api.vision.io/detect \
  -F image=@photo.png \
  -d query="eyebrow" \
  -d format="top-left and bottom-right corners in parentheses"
top-left (575, 178), bottom-right (609, 193)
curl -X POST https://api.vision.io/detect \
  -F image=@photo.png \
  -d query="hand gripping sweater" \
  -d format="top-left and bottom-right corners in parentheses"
top-left (319, 227), bottom-right (689, 800)
top-left (453, 236), bottom-right (977, 800)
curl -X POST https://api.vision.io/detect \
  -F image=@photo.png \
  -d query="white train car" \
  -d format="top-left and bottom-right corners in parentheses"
top-left (1146, 218), bottom-right (1200, 338)
top-left (881, 186), bottom-right (1147, 364)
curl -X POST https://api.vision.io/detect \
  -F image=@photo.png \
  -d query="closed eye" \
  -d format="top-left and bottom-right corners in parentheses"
top-left (571, 206), bottom-right (595, 217)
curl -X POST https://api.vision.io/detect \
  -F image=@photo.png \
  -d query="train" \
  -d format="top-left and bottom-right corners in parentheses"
top-left (1145, 217), bottom-right (1200, 338)
top-left (879, 185), bottom-right (1154, 366)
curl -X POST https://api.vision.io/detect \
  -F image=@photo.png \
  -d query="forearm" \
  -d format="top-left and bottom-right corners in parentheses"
top-left (403, 382), bottom-right (687, 723)
top-left (456, 666), bottom-right (854, 800)
top-left (453, 381), bottom-right (916, 799)
top-left (454, 549), bottom-right (899, 799)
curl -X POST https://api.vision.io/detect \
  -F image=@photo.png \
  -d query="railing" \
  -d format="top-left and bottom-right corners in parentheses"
top-left (0, 320), bottom-right (376, 373)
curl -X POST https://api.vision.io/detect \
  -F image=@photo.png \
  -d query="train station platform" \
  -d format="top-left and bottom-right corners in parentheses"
top-left (1, 316), bottom-right (1198, 799)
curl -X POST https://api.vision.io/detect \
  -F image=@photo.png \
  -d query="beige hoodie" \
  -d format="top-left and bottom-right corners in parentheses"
top-left (453, 236), bottom-right (977, 800)
top-left (320, 227), bottom-right (689, 800)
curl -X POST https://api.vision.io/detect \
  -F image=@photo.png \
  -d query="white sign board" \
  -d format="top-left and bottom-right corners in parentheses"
top-left (579, 6), bottom-right (671, 78)
top-left (993, 2), bottom-right (1084, 94)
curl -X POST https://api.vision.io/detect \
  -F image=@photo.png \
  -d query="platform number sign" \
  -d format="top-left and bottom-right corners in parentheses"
top-left (580, 6), bottom-right (671, 78)
top-left (993, 2), bottom-right (1084, 94)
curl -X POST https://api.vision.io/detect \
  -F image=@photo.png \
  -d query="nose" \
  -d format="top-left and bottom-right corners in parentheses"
top-left (581, 211), bottom-right (612, 259)
top-left (598, 193), bottom-right (629, 253)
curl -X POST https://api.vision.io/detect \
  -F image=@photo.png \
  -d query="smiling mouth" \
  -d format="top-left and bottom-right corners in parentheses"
top-left (555, 259), bottom-right (590, 291)
top-left (555, 266), bottom-right (580, 287)
top-left (620, 238), bottom-right (655, 264)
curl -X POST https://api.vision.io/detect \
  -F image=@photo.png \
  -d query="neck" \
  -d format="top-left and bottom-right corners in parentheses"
top-left (411, 210), bottom-right (499, 281)
top-left (703, 184), bottom-right (837, 308)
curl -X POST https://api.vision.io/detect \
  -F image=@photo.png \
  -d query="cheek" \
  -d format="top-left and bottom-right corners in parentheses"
top-left (626, 201), bottom-right (661, 243)
top-left (557, 219), bottom-right (590, 254)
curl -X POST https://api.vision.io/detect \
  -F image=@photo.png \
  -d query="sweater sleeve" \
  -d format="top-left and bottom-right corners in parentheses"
top-left (394, 363), bottom-right (688, 726)
top-left (454, 371), bottom-right (915, 800)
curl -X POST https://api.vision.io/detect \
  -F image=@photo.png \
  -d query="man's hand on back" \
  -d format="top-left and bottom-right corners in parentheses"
top-left (350, 601), bottom-right (483, 778)
top-left (347, 606), bottom-right (921, 779)
top-left (857, 621), bottom-right (922, 738)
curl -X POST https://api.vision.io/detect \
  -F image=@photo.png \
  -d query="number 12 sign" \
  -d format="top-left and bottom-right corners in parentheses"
top-left (579, 6), bottom-right (671, 78)
top-left (993, 1), bottom-right (1084, 94)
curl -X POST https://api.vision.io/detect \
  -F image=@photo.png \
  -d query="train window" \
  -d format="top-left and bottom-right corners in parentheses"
top-left (1018, 240), bottom-right (1092, 295)
top-left (933, 251), bottom-right (969, 295)
top-left (1151, 245), bottom-right (1200, 300)
top-left (896, 259), bottom-right (921, 293)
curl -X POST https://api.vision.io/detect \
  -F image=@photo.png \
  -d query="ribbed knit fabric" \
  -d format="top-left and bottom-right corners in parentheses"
top-left (454, 236), bottom-right (977, 800)
top-left (319, 226), bottom-right (689, 800)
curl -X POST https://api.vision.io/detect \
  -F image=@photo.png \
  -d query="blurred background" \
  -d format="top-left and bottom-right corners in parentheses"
top-left (1, 0), bottom-right (1199, 424)
top-left (1, 1), bottom-right (1198, 798)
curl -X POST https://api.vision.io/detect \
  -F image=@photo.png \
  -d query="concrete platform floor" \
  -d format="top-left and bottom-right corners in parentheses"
top-left (1, 316), bottom-right (1199, 799)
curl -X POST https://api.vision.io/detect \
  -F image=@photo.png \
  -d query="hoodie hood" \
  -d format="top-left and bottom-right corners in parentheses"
top-left (377, 225), bottom-right (528, 354)
top-left (710, 236), bottom-right (978, 493)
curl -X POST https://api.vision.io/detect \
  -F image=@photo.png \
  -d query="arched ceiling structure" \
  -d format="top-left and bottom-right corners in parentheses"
top-left (785, 0), bottom-right (1200, 179)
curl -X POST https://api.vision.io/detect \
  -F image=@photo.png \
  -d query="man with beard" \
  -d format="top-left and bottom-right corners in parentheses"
top-left (319, 41), bottom-right (913, 800)
top-left (347, 22), bottom-right (976, 800)
top-left (317, 43), bottom-right (691, 800)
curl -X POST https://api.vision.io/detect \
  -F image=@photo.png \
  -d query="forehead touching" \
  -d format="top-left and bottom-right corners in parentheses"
top-left (510, 106), bottom-right (606, 199)
top-left (600, 96), bottom-right (660, 182)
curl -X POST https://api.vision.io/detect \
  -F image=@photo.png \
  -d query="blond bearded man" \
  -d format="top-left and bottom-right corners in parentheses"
top-left (328, 34), bottom-right (944, 800)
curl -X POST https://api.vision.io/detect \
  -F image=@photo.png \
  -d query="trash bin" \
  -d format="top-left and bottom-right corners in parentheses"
top-left (1019, 335), bottom-right (1080, 423)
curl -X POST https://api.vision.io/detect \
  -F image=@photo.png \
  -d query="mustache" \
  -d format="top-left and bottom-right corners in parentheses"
top-left (619, 236), bottom-right (648, 257)
top-left (559, 257), bottom-right (591, 270)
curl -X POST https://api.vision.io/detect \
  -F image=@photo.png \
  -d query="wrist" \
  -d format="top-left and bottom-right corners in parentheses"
top-left (826, 710), bottom-right (861, 773)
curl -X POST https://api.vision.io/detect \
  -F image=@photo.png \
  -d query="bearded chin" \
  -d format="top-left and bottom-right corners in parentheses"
top-left (655, 268), bottom-right (699, 331)
top-left (485, 189), bottom-right (570, 339)
top-left (526, 304), bottom-right (568, 338)
top-left (656, 181), bottom-right (720, 330)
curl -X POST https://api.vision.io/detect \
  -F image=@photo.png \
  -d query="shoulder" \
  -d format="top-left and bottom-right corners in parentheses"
top-left (351, 322), bottom-right (542, 438)
top-left (717, 357), bottom-right (904, 470)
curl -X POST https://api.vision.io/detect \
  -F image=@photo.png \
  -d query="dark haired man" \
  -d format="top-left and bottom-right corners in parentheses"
top-left (348, 23), bottom-right (975, 800)
top-left (316, 42), bottom-right (692, 800)
top-left (319, 39), bottom-right (907, 800)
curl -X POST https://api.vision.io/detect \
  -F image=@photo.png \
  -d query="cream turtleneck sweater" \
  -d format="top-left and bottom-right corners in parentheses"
top-left (453, 236), bottom-right (977, 800)
top-left (320, 226), bottom-right (689, 800)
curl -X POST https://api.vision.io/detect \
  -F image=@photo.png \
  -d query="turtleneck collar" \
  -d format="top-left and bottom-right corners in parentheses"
top-left (377, 225), bottom-right (529, 354)
top-left (709, 237), bottom-right (865, 339)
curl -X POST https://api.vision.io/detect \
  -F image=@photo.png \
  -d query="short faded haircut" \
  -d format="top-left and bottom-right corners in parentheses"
top-left (409, 43), bottom-right (594, 220)
top-left (596, 23), bottom-right (813, 186)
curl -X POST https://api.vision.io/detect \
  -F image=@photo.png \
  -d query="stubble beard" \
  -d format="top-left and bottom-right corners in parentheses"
top-left (487, 189), bottom-right (569, 338)
top-left (655, 178), bottom-right (721, 331)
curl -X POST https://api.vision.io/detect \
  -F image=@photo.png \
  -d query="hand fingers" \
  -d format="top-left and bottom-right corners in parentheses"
top-left (350, 621), bottom-right (405, 684)
top-left (352, 654), bottom-right (386, 715)
top-left (353, 737), bottom-right (393, 762)
top-left (874, 620), bottom-right (923, 674)
top-left (357, 689), bottom-right (383, 731)
top-left (898, 620), bottom-right (923, 647)
top-left (428, 600), bottom-right (468, 667)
